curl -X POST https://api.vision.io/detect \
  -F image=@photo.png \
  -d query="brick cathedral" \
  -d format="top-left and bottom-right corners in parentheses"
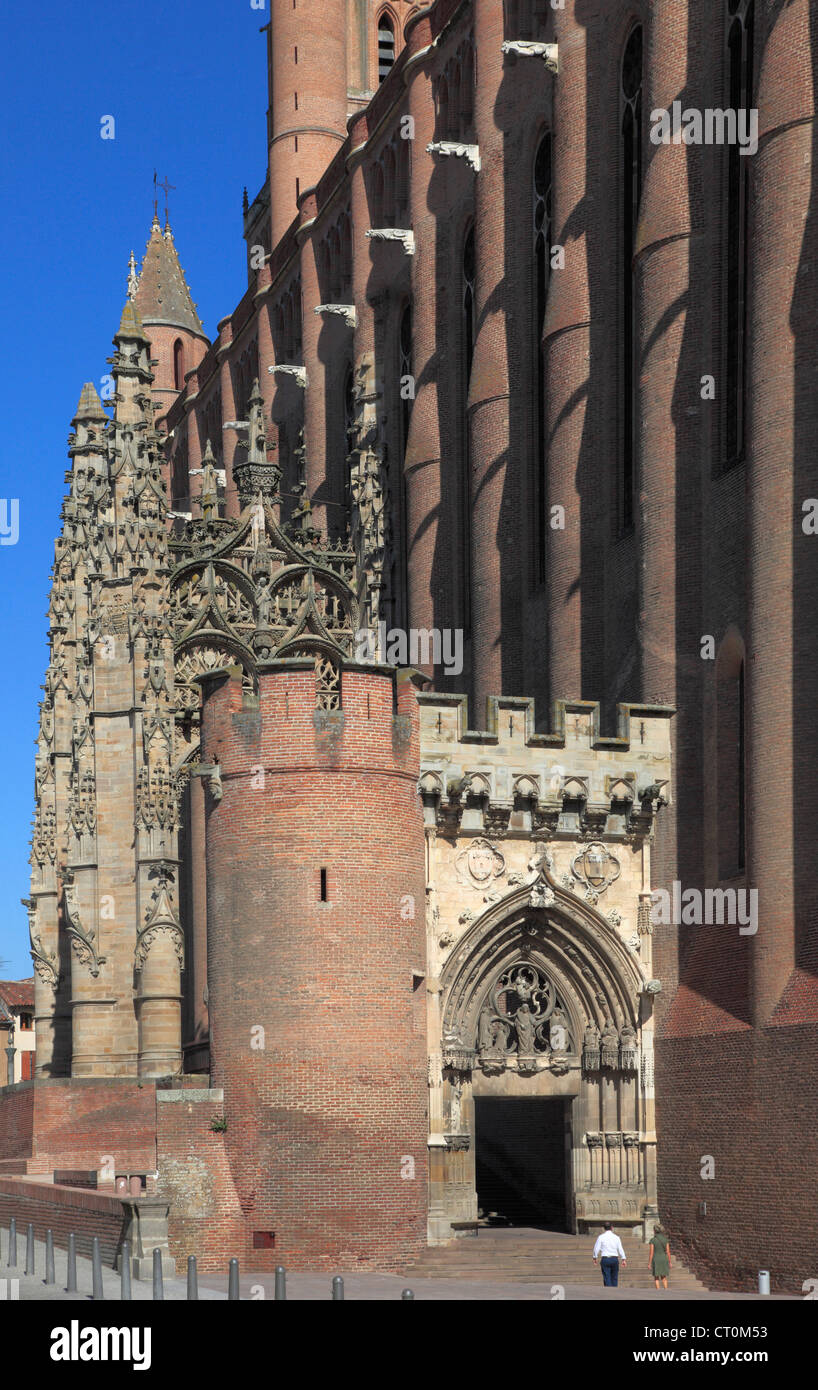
top-left (5, 0), bottom-right (817, 1291)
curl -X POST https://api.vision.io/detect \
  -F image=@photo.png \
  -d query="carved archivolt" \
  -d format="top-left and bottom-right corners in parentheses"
top-left (440, 861), bottom-right (643, 1075)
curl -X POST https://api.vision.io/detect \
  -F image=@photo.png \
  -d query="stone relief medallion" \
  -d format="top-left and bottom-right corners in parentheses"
top-left (455, 836), bottom-right (505, 889)
top-left (571, 841), bottom-right (621, 895)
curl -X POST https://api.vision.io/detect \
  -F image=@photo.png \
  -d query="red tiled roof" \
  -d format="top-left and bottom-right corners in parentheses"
top-left (0, 979), bottom-right (35, 1010)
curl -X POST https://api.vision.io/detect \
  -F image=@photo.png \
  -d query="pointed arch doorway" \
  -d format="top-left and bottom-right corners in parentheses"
top-left (430, 866), bottom-right (654, 1242)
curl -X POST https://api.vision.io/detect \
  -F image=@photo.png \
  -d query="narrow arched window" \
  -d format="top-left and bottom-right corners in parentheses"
top-left (724, 0), bottom-right (754, 466)
top-left (462, 226), bottom-right (476, 634)
top-left (378, 14), bottom-right (395, 84)
top-left (173, 338), bottom-right (184, 391)
top-left (620, 24), bottom-right (643, 534)
top-left (534, 132), bottom-right (552, 582)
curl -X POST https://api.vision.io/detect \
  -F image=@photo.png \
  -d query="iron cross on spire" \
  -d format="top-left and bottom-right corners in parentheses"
top-left (153, 171), bottom-right (176, 225)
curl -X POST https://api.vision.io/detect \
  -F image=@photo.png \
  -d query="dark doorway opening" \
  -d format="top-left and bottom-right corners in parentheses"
top-left (474, 1096), bottom-right (568, 1230)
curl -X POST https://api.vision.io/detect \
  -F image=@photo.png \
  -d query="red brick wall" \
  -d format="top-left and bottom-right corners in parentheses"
top-left (156, 1089), bottom-right (247, 1272)
top-left (0, 1084), bottom-right (34, 1160)
top-left (0, 1176), bottom-right (128, 1267)
top-left (0, 1079), bottom-right (157, 1175)
top-left (199, 663), bottom-right (429, 1270)
top-left (656, 1007), bottom-right (818, 1294)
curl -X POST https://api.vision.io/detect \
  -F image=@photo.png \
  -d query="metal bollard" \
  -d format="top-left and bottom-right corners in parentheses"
top-left (187, 1255), bottom-right (198, 1301)
top-left (152, 1247), bottom-right (164, 1301)
top-left (92, 1236), bottom-right (103, 1300)
top-left (7, 1218), bottom-right (16, 1267)
top-left (228, 1257), bottom-right (240, 1301)
top-left (120, 1242), bottom-right (131, 1301)
top-left (332, 1275), bottom-right (344, 1301)
top-left (25, 1223), bottom-right (35, 1276)
top-left (45, 1230), bottom-right (55, 1285)
top-left (274, 1265), bottom-right (287, 1301)
top-left (758, 1270), bottom-right (771, 1296)
top-left (401, 1288), bottom-right (415, 1300)
top-left (67, 1233), bottom-right (77, 1292)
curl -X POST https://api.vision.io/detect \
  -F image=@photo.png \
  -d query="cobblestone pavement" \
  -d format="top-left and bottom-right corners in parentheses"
top-left (1, 1237), bottom-right (793, 1301)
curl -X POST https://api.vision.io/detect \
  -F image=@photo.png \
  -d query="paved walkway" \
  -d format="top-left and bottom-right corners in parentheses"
top-left (0, 1236), bottom-right (792, 1301)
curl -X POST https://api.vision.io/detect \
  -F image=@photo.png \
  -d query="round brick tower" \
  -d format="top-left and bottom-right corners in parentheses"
top-left (198, 660), bottom-right (429, 1270)
top-left (267, 0), bottom-right (348, 248)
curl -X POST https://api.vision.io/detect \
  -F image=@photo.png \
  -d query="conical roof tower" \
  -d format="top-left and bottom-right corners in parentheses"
top-left (132, 212), bottom-right (207, 341)
top-left (126, 212), bottom-right (210, 416)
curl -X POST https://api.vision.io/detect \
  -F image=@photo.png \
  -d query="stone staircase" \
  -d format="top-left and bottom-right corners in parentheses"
top-left (406, 1227), bottom-right (708, 1291)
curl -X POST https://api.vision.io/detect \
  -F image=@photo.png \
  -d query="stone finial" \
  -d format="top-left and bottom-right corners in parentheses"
top-left (127, 251), bottom-right (139, 301)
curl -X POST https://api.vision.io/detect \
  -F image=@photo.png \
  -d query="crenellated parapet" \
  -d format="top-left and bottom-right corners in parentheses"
top-left (417, 694), bottom-right (673, 845)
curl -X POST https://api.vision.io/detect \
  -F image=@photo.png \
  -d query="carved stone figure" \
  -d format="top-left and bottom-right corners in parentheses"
top-left (515, 1001), bottom-right (537, 1054)
top-left (583, 1022), bottom-right (600, 1071)
top-left (620, 1024), bottom-right (638, 1071)
top-left (601, 1019), bottom-right (620, 1070)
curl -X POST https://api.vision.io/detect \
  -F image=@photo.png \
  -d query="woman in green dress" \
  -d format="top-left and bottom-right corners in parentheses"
top-left (648, 1225), bottom-right (671, 1289)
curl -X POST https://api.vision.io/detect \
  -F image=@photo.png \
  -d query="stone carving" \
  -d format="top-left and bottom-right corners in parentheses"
top-left (365, 228), bottom-right (415, 255)
top-left (571, 842), bottom-right (621, 897)
top-left (600, 1018), bottom-right (620, 1070)
top-left (135, 861), bottom-right (184, 970)
top-left (582, 1022), bottom-right (600, 1071)
top-left (426, 141), bottom-right (481, 172)
top-left (268, 364), bottom-right (307, 387)
top-left (475, 961), bottom-right (572, 1073)
top-left (31, 805), bottom-right (58, 868)
top-left (455, 837), bottom-right (505, 889)
top-left (23, 897), bottom-right (59, 990)
top-left (638, 897), bottom-right (654, 936)
top-left (620, 1024), bottom-right (638, 1072)
top-left (501, 40), bottom-right (559, 73)
top-left (529, 882), bottom-right (555, 908)
top-left (63, 871), bottom-right (106, 977)
top-left (314, 303), bottom-right (356, 329)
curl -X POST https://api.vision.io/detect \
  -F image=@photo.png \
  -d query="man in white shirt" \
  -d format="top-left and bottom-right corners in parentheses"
top-left (593, 1223), bottom-right (627, 1286)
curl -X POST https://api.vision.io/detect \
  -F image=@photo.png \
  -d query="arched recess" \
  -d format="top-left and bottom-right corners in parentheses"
top-left (441, 880), bottom-right (645, 1066)
top-left (430, 865), bottom-right (653, 1239)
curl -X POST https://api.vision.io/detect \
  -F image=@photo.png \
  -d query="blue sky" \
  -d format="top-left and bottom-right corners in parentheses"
top-left (0, 0), bottom-right (269, 976)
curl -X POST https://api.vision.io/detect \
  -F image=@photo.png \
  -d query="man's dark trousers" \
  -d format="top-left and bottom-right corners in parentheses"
top-left (601, 1257), bottom-right (620, 1286)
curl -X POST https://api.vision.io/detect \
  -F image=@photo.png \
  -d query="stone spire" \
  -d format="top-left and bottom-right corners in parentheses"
top-left (131, 214), bottom-right (206, 339)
